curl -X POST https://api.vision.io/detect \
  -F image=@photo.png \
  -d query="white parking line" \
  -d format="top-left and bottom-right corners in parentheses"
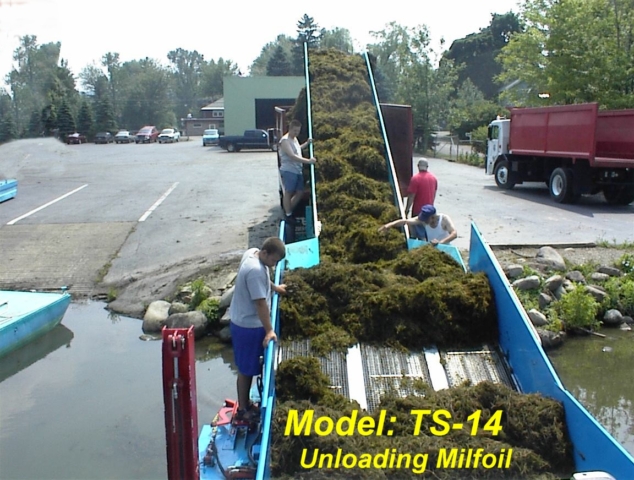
top-left (138, 182), bottom-right (179, 222)
top-left (7, 184), bottom-right (89, 225)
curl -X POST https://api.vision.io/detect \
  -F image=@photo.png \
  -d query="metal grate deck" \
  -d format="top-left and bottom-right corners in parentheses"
top-left (277, 340), bottom-right (516, 412)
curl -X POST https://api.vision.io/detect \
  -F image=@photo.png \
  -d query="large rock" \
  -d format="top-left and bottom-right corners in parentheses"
top-left (168, 301), bottom-right (189, 315)
top-left (553, 285), bottom-right (567, 300)
top-left (544, 275), bottom-right (564, 293)
top-left (603, 309), bottom-right (624, 326)
top-left (142, 300), bottom-right (171, 333)
top-left (219, 285), bottom-right (235, 310)
top-left (536, 328), bottom-right (565, 349)
top-left (165, 311), bottom-right (208, 339)
top-left (535, 246), bottom-right (566, 271)
top-left (504, 264), bottom-right (524, 279)
top-left (590, 272), bottom-right (610, 283)
top-left (598, 265), bottom-right (622, 277)
top-left (585, 285), bottom-right (608, 302)
top-left (512, 275), bottom-right (541, 291)
top-left (565, 270), bottom-right (586, 284)
top-left (219, 309), bottom-right (231, 326)
top-left (528, 309), bottom-right (549, 327)
top-left (218, 325), bottom-right (232, 343)
top-left (538, 292), bottom-right (553, 309)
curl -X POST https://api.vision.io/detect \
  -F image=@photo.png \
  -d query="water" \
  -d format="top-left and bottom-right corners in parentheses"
top-left (0, 301), bottom-right (237, 480)
top-left (2, 303), bottom-right (633, 480)
top-left (548, 328), bottom-right (634, 455)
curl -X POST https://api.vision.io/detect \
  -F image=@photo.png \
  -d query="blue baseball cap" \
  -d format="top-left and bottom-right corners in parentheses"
top-left (418, 204), bottom-right (436, 221)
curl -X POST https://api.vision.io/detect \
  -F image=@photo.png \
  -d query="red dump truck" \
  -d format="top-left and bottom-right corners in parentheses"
top-left (486, 102), bottom-right (634, 204)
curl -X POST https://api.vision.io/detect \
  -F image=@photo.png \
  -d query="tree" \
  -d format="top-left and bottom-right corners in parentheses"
top-left (267, 45), bottom-right (293, 76)
top-left (497, 0), bottom-right (634, 108)
top-left (448, 79), bottom-right (501, 138)
top-left (101, 52), bottom-right (121, 120)
top-left (95, 95), bottom-right (117, 133)
top-left (167, 48), bottom-right (204, 120)
top-left (27, 110), bottom-right (42, 137)
top-left (0, 113), bottom-right (17, 143)
top-left (320, 27), bottom-right (355, 54)
top-left (444, 12), bottom-right (522, 99)
top-left (41, 104), bottom-right (57, 136)
top-left (368, 22), bottom-right (456, 151)
top-left (56, 99), bottom-right (76, 138)
top-left (199, 58), bottom-right (239, 102)
top-left (77, 100), bottom-right (93, 136)
top-left (250, 35), bottom-right (294, 76)
top-left (293, 14), bottom-right (321, 74)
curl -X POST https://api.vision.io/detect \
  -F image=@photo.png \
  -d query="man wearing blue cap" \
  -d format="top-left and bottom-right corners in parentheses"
top-left (378, 204), bottom-right (457, 245)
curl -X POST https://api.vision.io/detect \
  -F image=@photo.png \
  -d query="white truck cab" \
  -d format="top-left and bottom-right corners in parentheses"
top-left (485, 118), bottom-right (510, 175)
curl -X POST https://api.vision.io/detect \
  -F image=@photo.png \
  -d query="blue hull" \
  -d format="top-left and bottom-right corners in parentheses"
top-left (0, 290), bottom-right (71, 358)
top-left (0, 179), bottom-right (18, 203)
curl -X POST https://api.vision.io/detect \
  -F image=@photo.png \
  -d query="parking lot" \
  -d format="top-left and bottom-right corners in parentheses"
top-left (0, 138), bottom-right (281, 314)
top-left (0, 137), bottom-right (632, 315)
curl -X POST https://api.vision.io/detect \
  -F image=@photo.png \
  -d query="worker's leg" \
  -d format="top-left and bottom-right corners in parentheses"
top-left (236, 373), bottom-right (252, 411)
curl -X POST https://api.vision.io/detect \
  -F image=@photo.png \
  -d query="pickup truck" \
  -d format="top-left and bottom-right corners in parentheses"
top-left (218, 129), bottom-right (278, 152)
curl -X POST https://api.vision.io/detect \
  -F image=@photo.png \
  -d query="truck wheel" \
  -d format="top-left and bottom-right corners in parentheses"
top-left (550, 167), bottom-right (578, 203)
top-left (227, 143), bottom-right (236, 152)
top-left (494, 160), bottom-right (515, 189)
top-left (603, 186), bottom-right (634, 205)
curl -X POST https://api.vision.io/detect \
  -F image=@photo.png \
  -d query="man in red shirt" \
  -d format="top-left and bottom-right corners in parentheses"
top-left (405, 158), bottom-right (438, 218)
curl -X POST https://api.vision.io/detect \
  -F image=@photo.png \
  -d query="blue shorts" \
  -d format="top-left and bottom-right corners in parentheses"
top-left (280, 170), bottom-right (304, 193)
top-left (230, 323), bottom-right (265, 376)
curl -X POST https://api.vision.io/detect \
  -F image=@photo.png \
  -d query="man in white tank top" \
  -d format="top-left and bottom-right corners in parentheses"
top-left (378, 204), bottom-right (457, 245)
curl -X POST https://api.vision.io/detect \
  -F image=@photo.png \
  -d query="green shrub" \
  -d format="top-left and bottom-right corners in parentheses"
top-left (554, 287), bottom-right (600, 330)
top-left (196, 298), bottom-right (221, 325)
top-left (602, 277), bottom-right (634, 317)
top-left (190, 278), bottom-right (209, 310)
top-left (618, 253), bottom-right (634, 279)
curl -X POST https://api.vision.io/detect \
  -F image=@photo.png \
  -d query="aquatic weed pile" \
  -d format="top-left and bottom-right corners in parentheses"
top-left (273, 49), bottom-right (574, 477)
top-left (271, 360), bottom-right (574, 479)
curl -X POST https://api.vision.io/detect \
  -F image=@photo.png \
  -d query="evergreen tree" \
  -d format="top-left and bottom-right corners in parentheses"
top-left (77, 100), bottom-right (94, 137)
top-left (0, 113), bottom-right (17, 143)
top-left (41, 104), bottom-right (57, 136)
top-left (27, 109), bottom-right (42, 137)
top-left (293, 14), bottom-right (321, 74)
top-left (56, 99), bottom-right (76, 138)
top-left (267, 45), bottom-right (293, 76)
top-left (95, 95), bottom-right (117, 133)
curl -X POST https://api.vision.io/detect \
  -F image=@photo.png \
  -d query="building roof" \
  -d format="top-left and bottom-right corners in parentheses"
top-left (201, 98), bottom-right (224, 110)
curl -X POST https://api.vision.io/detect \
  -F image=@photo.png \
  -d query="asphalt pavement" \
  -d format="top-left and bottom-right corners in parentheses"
top-left (416, 154), bottom-right (634, 250)
top-left (0, 138), bottom-right (632, 306)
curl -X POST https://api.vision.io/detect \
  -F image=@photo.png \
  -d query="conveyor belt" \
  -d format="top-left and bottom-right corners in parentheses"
top-left (278, 340), bottom-right (516, 412)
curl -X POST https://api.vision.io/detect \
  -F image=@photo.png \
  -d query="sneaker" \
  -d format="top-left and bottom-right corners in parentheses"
top-left (234, 408), bottom-right (259, 424)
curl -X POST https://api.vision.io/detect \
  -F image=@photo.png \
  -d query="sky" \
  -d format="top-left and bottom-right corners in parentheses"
top-left (0, 0), bottom-right (520, 86)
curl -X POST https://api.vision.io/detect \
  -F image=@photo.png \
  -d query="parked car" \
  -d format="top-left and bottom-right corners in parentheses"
top-left (158, 128), bottom-right (181, 143)
top-left (94, 132), bottom-right (113, 144)
top-left (66, 132), bottom-right (87, 144)
top-left (202, 129), bottom-right (219, 146)
top-left (135, 126), bottom-right (159, 143)
top-left (114, 130), bottom-right (133, 144)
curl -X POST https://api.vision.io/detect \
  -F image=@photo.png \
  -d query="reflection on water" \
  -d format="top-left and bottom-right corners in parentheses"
top-left (548, 329), bottom-right (634, 455)
top-left (0, 324), bottom-right (74, 383)
top-left (0, 300), bottom-right (237, 480)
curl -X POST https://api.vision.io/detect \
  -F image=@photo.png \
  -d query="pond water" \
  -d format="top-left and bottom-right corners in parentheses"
top-left (1, 302), bottom-right (633, 480)
top-left (548, 328), bottom-right (634, 456)
top-left (0, 301), bottom-right (236, 480)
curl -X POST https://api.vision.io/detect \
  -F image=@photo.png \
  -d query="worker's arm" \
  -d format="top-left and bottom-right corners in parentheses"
top-left (378, 217), bottom-right (419, 232)
top-left (271, 282), bottom-right (287, 295)
top-left (405, 194), bottom-right (415, 217)
top-left (434, 216), bottom-right (457, 245)
top-left (254, 298), bottom-right (277, 346)
top-left (280, 139), bottom-right (316, 164)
